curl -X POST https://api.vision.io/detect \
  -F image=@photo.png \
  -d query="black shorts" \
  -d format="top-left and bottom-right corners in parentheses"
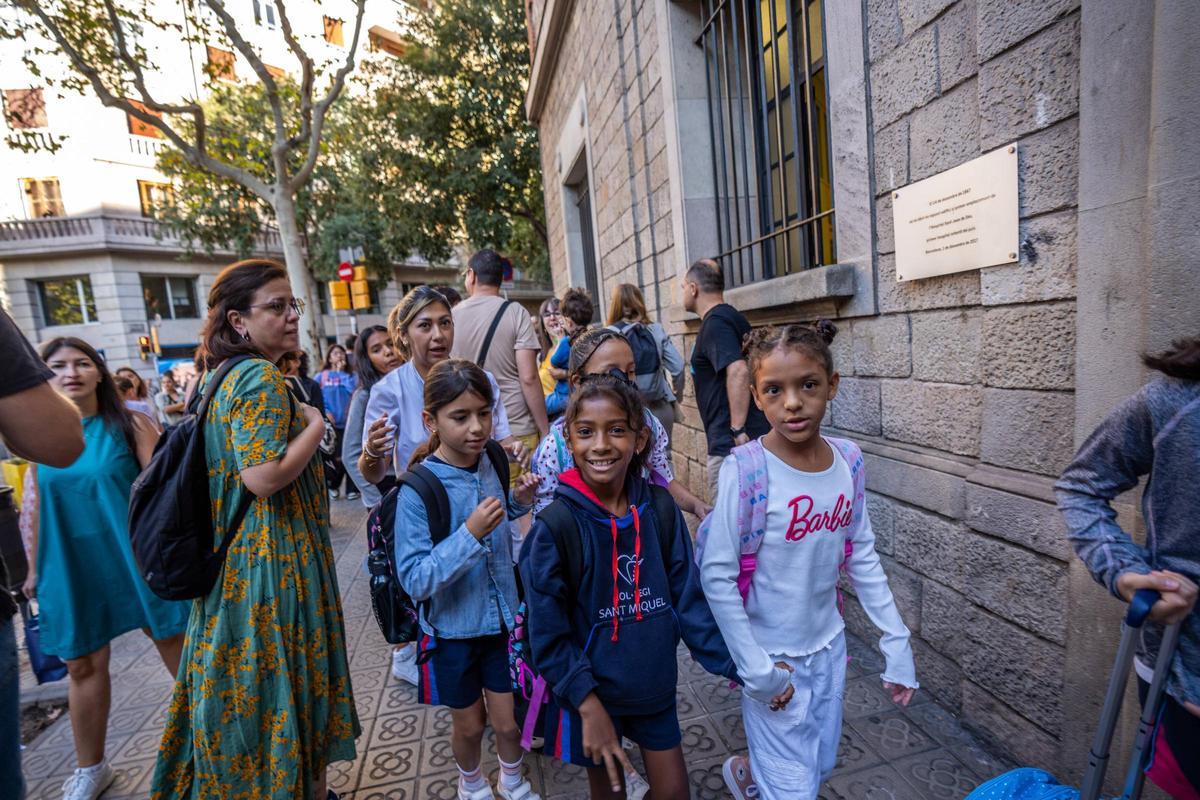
top-left (416, 632), bottom-right (511, 710)
top-left (543, 698), bottom-right (681, 767)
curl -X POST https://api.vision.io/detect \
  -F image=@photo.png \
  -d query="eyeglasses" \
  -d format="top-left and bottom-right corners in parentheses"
top-left (249, 298), bottom-right (305, 317)
top-left (541, 310), bottom-right (561, 318)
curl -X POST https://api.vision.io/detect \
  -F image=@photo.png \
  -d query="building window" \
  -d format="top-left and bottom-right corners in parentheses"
top-left (22, 177), bottom-right (64, 217)
top-left (37, 277), bottom-right (97, 326)
top-left (206, 46), bottom-right (237, 81)
top-left (141, 275), bottom-right (199, 320)
top-left (368, 26), bottom-right (405, 57)
top-left (252, 0), bottom-right (277, 28)
top-left (137, 180), bottom-right (175, 217)
top-left (700, 0), bottom-right (834, 287)
top-left (323, 16), bottom-right (344, 46)
top-left (3, 88), bottom-right (47, 129)
top-left (126, 100), bottom-right (163, 138)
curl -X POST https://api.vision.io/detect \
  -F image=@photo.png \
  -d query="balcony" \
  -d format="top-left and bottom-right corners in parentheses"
top-left (128, 135), bottom-right (169, 158)
top-left (0, 213), bottom-right (284, 259)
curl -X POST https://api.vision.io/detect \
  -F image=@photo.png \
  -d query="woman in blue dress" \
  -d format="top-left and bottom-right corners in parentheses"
top-left (23, 337), bottom-right (188, 800)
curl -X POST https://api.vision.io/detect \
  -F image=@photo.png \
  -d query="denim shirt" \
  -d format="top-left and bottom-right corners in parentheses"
top-left (393, 453), bottom-right (528, 639)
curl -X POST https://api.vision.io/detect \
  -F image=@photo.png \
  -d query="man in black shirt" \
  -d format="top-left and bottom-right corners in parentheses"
top-left (0, 309), bottom-right (85, 800)
top-left (683, 258), bottom-right (770, 500)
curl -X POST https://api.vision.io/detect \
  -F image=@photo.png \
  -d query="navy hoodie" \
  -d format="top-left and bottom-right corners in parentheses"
top-left (519, 469), bottom-right (739, 715)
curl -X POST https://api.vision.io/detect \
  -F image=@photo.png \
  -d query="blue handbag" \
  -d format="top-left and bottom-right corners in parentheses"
top-left (19, 601), bottom-right (67, 684)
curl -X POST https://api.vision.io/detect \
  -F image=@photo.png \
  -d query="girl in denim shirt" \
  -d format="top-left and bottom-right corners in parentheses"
top-left (393, 359), bottom-right (542, 800)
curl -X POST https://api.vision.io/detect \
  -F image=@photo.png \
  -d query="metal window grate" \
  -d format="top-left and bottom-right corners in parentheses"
top-left (699, 0), bottom-right (835, 288)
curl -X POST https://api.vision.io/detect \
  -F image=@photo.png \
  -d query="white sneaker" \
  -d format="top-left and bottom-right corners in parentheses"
top-left (496, 777), bottom-right (540, 800)
top-left (458, 779), bottom-right (496, 800)
top-left (390, 646), bottom-right (419, 685)
top-left (329, 489), bottom-right (340, 500)
top-left (623, 768), bottom-right (650, 800)
top-left (62, 762), bottom-right (115, 800)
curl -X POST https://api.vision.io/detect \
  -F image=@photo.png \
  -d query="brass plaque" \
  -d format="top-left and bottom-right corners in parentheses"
top-left (892, 143), bottom-right (1019, 282)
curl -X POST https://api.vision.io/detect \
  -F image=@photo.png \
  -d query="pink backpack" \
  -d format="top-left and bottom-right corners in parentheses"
top-left (694, 437), bottom-right (865, 606)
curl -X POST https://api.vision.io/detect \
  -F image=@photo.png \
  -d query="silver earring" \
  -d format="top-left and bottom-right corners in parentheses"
top-left (240, 330), bottom-right (251, 342)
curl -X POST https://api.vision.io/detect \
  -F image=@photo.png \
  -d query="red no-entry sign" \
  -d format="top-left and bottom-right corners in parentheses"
top-left (338, 262), bottom-right (353, 282)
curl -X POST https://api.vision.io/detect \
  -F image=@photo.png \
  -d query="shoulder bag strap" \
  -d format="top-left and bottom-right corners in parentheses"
top-left (477, 300), bottom-right (515, 366)
top-left (483, 438), bottom-right (511, 492)
top-left (400, 465), bottom-right (452, 543)
top-left (203, 355), bottom-right (260, 558)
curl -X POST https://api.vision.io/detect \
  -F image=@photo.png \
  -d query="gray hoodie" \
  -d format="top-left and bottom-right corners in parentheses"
top-left (1055, 376), bottom-right (1200, 708)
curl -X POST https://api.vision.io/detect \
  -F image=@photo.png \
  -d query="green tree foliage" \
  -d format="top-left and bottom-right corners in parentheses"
top-left (369, 0), bottom-right (547, 279)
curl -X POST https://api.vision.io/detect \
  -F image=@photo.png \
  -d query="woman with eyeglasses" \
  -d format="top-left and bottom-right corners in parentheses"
top-left (535, 297), bottom-right (568, 419)
top-left (151, 260), bottom-right (359, 800)
top-left (359, 285), bottom-right (530, 489)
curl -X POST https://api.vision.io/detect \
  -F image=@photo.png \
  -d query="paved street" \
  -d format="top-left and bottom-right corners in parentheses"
top-left (20, 502), bottom-right (1012, 799)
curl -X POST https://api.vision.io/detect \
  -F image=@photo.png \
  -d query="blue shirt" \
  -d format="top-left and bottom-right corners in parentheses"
top-left (392, 453), bottom-right (529, 639)
top-left (317, 370), bottom-right (357, 427)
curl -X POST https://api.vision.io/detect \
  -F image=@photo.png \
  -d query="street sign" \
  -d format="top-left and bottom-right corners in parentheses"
top-left (338, 262), bottom-right (354, 282)
top-left (329, 281), bottom-right (351, 311)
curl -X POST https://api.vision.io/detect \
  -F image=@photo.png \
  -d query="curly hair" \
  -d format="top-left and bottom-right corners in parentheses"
top-left (563, 373), bottom-right (648, 477)
top-left (743, 320), bottom-right (839, 380)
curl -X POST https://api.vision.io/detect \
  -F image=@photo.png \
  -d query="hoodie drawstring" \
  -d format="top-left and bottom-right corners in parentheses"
top-left (610, 505), bottom-right (645, 642)
top-left (630, 504), bottom-right (643, 622)
top-left (609, 517), bottom-right (620, 641)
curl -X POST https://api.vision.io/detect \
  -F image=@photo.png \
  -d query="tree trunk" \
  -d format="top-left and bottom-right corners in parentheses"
top-left (272, 188), bottom-right (323, 361)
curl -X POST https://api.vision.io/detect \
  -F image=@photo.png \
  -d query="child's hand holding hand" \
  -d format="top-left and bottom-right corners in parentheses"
top-left (883, 681), bottom-right (916, 707)
top-left (512, 473), bottom-right (541, 507)
top-left (579, 693), bottom-right (634, 793)
top-left (466, 497), bottom-right (505, 540)
top-left (769, 661), bottom-right (794, 711)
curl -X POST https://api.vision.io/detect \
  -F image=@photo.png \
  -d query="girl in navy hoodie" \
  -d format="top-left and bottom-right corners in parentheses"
top-left (520, 374), bottom-right (738, 799)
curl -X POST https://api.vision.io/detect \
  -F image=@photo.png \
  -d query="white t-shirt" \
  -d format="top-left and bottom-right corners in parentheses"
top-left (700, 440), bottom-right (915, 701)
top-left (362, 361), bottom-right (512, 475)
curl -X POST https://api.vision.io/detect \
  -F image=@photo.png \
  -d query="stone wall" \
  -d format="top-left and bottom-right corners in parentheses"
top-left (531, 0), bottom-right (1084, 770)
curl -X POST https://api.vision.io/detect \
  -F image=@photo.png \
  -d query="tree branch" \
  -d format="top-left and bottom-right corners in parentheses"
top-left (288, 0), bottom-right (366, 192)
top-left (273, 0), bottom-right (315, 150)
top-left (202, 0), bottom-right (287, 144)
top-left (18, 1), bottom-right (272, 201)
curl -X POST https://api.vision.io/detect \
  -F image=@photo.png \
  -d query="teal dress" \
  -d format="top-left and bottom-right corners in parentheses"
top-left (36, 416), bottom-right (188, 660)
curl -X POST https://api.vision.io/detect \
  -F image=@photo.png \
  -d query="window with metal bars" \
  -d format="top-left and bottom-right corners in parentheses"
top-left (699, 0), bottom-right (835, 288)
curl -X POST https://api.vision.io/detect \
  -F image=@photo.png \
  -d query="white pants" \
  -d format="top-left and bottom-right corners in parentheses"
top-left (742, 632), bottom-right (847, 800)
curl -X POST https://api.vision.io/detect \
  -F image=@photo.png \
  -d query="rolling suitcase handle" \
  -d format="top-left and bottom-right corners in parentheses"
top-left (1080, 588), bottom-right (1184, 800)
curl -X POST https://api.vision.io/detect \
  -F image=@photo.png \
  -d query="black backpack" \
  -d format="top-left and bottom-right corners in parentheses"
top-left (128, 355), bottom-right (258, 601)
top-left (367, 439), bottom-right (510, 644)
top-left (615, 322), bottom-right (665, 402)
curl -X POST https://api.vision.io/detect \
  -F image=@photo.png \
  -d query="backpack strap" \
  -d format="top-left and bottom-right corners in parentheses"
top-left (647, 484), bottom-right (677, 568)
top-left (477, 300), bottom-right (515, 366)
top-left (199, 355), bottom-right (258, 558)
top-left (539, 499), bottom-right (583, 598)
top-left (397, 465), bottom-right (452, 543)
top-left (483, 438), bottom-right (511, 492)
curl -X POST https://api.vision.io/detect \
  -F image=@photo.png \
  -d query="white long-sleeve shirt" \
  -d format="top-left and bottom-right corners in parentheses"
top-left (700, 442), bottom-right (917, 701)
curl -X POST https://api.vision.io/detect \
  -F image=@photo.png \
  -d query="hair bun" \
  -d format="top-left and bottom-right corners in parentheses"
top-left (812, 319), bottom-right (838, 344)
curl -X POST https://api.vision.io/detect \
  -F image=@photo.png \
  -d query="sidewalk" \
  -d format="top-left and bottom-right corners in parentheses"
top-left (20, 502), bottom-right (1011, 799)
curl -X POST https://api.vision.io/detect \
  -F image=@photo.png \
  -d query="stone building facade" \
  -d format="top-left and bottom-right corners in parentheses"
top-left (525, 0), bottom-right (1199, 780)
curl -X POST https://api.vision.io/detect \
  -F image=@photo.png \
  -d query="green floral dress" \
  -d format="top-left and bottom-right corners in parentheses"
top-left (151, 359), bottom-right (360, 799)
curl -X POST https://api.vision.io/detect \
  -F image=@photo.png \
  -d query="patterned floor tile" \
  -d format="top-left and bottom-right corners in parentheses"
top-left (358, 742), bottom-right (422, 789)
top-left (849, 710), bottom-right (938, 762)
top-left (688, 755), bottom-right (731, 800)
top-left (843, 675), bottom-right (895, 719)
top-left (371, 708), bottom-right (428, 747)
top-left (950, 740), bottom-right (1013, 782)
top-left (678, 717), bottom-right (727, 762)
top-left (833, 723), bottom-right (885, 774)
top-left (692, 675), bottom-right (742, 714)
top-left (826, 762), bottom-right (926, 800)
top-left (675, 682), bottom-right (703, 720)
top-left (892, 751), bottom-right (983, 798)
